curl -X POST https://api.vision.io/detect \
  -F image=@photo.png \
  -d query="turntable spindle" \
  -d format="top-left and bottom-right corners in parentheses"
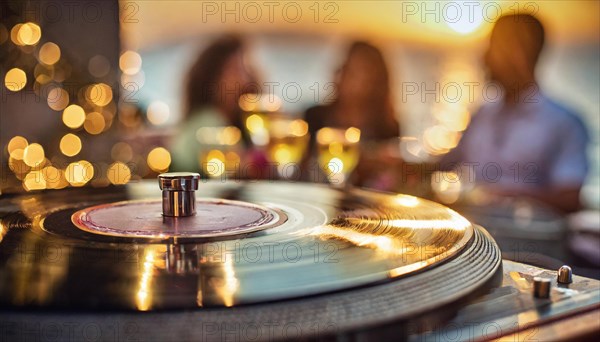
top-left (158, 172), bottom-right (201, 217)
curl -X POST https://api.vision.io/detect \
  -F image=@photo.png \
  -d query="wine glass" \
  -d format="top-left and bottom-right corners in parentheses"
top-left (316, 127), bottom-right (361, 188)
top-left (244, 112), bottom-right (309, 180)
top-left (265, 116), bottom-right (310, 179)
top-left (196, 126), bottom-right (242, 179)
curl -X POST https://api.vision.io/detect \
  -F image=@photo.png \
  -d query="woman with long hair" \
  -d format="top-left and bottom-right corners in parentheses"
top-left (171, 35), bottom-right (258, 172)
top-left (305, 41), bottom-right (400, 141)
top-left (304, 41), bottom-right (401, 188)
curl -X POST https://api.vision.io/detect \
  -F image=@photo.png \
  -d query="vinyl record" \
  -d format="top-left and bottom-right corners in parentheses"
top-left (0, 181), bottom-right (499, 316)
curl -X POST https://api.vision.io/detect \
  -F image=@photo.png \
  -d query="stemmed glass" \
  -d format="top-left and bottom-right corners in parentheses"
top-left (316, 127), bottom-right (361, 188)
top-left (196, 126), bottom-right (242, 179)
top-left (244, 112), bottom-right (310, 180)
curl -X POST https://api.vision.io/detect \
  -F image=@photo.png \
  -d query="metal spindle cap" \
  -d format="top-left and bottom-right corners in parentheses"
top-left (158, 172), bottom-right (200, 217)
top-left (557, 265), bottom-right (573, 284)
top-left (159, 172), bottom-right (200, 191)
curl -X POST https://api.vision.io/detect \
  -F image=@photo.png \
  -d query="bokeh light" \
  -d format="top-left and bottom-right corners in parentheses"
top-left (62, 105), bottom-right (86, 129)
top-left (65, 160), bottom-right (94, 187)
top-left (431, 171), bottom-right (463, 204)
top-left (246, 114), bottom-right (264, 133)
top-left (4, 68), bottom-right (27, 91)
top-left (86, 83), bottom-right (113, 106)
top-left (107, 162), bottom-right (132, 185)
top-left (38, 42), bottom-right (61, 65)
top-left (423, 125), bottom-right (461, 155)
top-left (47, 87), bottom-right (69, 111)
top-left (119, 50), bottom-right (142, 75)
top-left (147, 147), bottom-right (171, 172)
top-left (59, 133), bottom-right (82, 157)
top-left (9, 24), bottom-right (23, 45)
top-left (7, 136), bottom-right (28, 159)
top-left (147, 101), bottom-right (170, 125)
top-left (290, 119), bottom-right (309, 137)
top-left (344, 127), bottom-right (361, 143)
top-left (22, 143), bottom-right (45, 167)
top-left (16, 22), bottom-right (41, 45)
top-left (84, 112), bottom-right (106, 134)
top-left (23, 171), bottom-right (46, 191)
top-left (42, 166), bottom-right (68, 189)
top-left (204, 150), bottom-right (226, 177)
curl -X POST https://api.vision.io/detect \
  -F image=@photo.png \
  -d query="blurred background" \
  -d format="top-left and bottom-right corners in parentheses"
top-left (1, 1), bottom-right (599, 273)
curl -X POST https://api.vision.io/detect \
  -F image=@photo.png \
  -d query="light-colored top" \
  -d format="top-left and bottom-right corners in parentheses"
top-left (442, 91), bottom-right (589, 191)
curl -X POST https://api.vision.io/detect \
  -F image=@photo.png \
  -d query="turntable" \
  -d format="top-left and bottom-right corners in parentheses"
top-left (0, 174), bottom-right (598, 341)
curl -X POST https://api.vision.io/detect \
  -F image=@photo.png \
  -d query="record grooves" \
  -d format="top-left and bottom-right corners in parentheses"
top-left (0, 181), bottom-right (503, 340)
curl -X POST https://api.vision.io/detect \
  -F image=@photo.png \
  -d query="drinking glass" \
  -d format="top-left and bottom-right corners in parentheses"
top-left (316, 127), bottom-right (361, 187)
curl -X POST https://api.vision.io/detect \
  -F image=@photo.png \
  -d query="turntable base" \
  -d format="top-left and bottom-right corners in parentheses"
top-left (1, 181), bottom-right (599, 341)
top-left (2, 260), bottom-right (598, 341)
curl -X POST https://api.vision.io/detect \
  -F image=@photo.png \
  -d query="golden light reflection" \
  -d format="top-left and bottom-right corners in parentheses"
top-left (290, 119), bottom-right (309, 137)
top-left (245, 114), bottom-right (270, 146)
top-left (65, 160), bottom-right (94, 187)
top-left (203, 150), bottom-right (226, 177)
top-left (16, 22), bottom-right (41, 45)
top-left (136, 248), bottom-right (157, 311)
top-left (212, 256), bottom-right (239, 307)
top-left (62, 105), bottom-right (86, 129)
top-left (393, 195), bottom-right (420, 208)
top-left (245, 114), bottom-right (264, 133)
top-left (10, 24), bottom-right (24, 45)
top-left (22, 143), bottom-right (45, 167)
top-left (107, 162), bottom-right (131, 185)
top-left (317, 127), bottom-right (361, 183)
top-left (146, 101), bottom-right (169, 125)
top-left (431, 171), bottom-right (463, 204)
top-left (196, 126), bottom-right (242, 146)
top-left (238, 93), bottom-right (260, 112)
top-left (4, 68), bottom-right (27, 91)
top-left (83, 112), bottom-right (106, 135)
top-left (119, 50), bottom-right (142, 75)
top-left (47, 87), bottom-right (69, 111)
top-left (86, 83), bottom-right (113, 107)
top-left (23, 171), bottom-right (46, 191)
top-left (220, 126), bottom-right (241, 145)
top-left (38, 42), bottom-right (61, 65)
top-left (423, 125), bottom-right (461, 155)
top-left (147, 147), bottom-right (171, 172)
top-left (296, 197), bottom-right (472, 279)
top-left (59, 133), bottom-right (82, 157)
top-left (316, 127), bottom-right (334, 145)
top-left (345, 127), bottom-right (361, 143)
top-left (42, 166), bottom-right (67, 189)
top-left (7, 136), bottom-right (28, 157)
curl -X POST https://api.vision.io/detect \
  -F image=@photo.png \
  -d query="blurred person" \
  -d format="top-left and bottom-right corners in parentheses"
top-left (304, 41), bottom-right (401, 189)
top-left (171, 35), bottom-right (259, 173)
top-left (442, 14), bottom-right (589, 213)
top-left (305, 41), bottom-right (399, 140)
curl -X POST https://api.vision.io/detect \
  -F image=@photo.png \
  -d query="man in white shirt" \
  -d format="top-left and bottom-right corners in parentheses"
top-left (442, 14), bottom-right (589, 213)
